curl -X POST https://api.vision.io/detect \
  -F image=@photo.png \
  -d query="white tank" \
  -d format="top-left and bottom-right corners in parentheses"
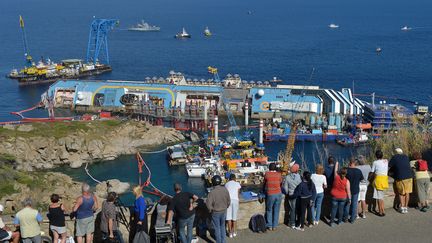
top-left (257, 89), bottom-right (265, 97)
top-left (77, 93), bottom-right (84, 100)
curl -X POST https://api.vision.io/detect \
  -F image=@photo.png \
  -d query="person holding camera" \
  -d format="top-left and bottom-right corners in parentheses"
top-left (100, 192), bottom-right (124, 243)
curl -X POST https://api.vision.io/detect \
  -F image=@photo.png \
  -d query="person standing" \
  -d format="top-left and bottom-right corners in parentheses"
top-left (410, 152), bottom-right (430, 212)
top-left (224, 174), bottom-right (241, 238)
top-left (14, 198), bottom-right (43, 243)
top-left (0, 204), bottom-right (20, 243)
top-left (48, 194), bottom-right (67, 243)
top-left (132, 186), bottom-right (148, 234)
top-left (206, 175), bottom-right (231, 243)
top-left (371, 150), bottom-right (389, 217)
top-left (263, 163), bottom-right (283, 231)
top-left (73, 183), bottom-right (98, 243)
top-left (311, 164), bottom-right (327, 225)
top-left (283, 163), bottom-right (302, 229)
top-left (167, 183), bottom-right (198, 243)
top-left (356, 156), bottom-right (372, 218)
top-left (345, 158), bottom-right (364, 223)
top-left (100, 192), bottom-right (124, 243)
top-left (389, 148), bottom-right (413, 214)
top-left (330, 162), bottom-right (351, 226)
top-left (293, 171), bottom-right (316, 231)
top-left (324, 156), bottom-right (336, 189)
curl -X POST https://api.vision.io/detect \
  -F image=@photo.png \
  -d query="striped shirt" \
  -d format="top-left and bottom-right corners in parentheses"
top-left (264, 171), bottom-right (282, 195)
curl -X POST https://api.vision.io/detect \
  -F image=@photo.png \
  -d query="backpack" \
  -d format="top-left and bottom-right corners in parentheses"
top-left (249, 214), bottom-right (267, 233)
top-left (417, 159), bottom-right (428, 171)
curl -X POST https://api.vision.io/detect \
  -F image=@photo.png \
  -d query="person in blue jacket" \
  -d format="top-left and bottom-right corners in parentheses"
top-left (133, 186), bottom-right (147, 233)
top-left (293, 171), bottom-right (316, 231)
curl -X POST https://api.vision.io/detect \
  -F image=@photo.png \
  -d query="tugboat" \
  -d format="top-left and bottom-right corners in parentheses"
top-left (204, 27), bottom-right (212, 37)
top-left (175, 28), bottom-right (191, 38)
top-left (329, 23), bottom-right (340, 29)
top-left (401, 26), bottom-right (412, 31)
top-left (128, 20), bottom-right (160, 32)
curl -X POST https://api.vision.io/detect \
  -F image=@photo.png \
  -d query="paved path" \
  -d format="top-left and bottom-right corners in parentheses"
top-left (223, 209), bottom-right (432, 243)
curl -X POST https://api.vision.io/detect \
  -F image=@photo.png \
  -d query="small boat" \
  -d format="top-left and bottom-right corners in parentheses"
top-left (329, 23), bottom-right (339, 29)
top-left (204, 27), bottom-right (212, 37)
top-left (128, 20), bottom-right (160, 32)
top-left (175, 28), bottom-right (191, 38)
top-left (336, 132), bottom-right (369, 147)
top-left (401, 26), bottom-right (412, 31)
top-left (167, 144), bottom-right (188, 165)
top-left (376, 47), bottom-right (382, 53)
top-left (186, 157), bottom-right (220, 178)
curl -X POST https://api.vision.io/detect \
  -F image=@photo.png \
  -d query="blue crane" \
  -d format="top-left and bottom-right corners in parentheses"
top-left (86, 18), bottom-right (119, 64)
top-left (208, 67), bottom-right (241, 140)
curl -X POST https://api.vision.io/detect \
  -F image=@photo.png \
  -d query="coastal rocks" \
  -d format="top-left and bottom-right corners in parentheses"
top-left (0, 121), bottom-right (187, 171)
top-left (95, 179), bottom-right (131, 198)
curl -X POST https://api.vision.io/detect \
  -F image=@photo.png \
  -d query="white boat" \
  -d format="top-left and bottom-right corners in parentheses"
top-left (204, 27), bottom-right (212, 36)
top-left (186, 157), bottom-right (220, 177)
top-left (236, 161), bottom-right (268, 175)
top-left (175, 28), bottom-right (191, 38)
top-left (128, 20), bottom-right (160, 32)
top-left (401, 26), bottom-right (412, 31)
top-left (329, 23), bottom-right (339, 29)
top-left (376, 47), bottom-right (382, 53)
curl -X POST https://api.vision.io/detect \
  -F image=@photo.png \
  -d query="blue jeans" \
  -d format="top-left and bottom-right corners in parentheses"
top-left (287, 197), bottom-right (297, 226)
top-left (344, 193), bottom-right (359, 222)
top-left (265, 193), bottom-right (282, 228)
top-left (178, 214), bottom-right (195, 243)
top-left (211, 211), bottom-right (227, 243)
top-left (313, 192), bottom-right (324, 222)
top-left (330, 198), bottom-right (347, 224)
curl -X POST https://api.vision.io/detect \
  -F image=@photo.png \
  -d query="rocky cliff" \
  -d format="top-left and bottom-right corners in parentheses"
top-left (0, 120), bottom-right (186, 171)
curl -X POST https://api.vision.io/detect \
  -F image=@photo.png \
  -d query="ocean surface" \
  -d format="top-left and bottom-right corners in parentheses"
top-left (1, 0), bottom-right (431, 203)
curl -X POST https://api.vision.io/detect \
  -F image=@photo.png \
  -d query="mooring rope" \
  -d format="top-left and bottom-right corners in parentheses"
top-left (140, 147), bottom-right (168, 154)
top-left (84, 162), bottom-right (102, 184)
top-left (137, 152), bottom-right (172, 197)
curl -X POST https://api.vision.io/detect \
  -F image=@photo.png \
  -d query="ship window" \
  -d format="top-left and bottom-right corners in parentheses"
top-left (94, 93), bottom-right (105, 106)
top-left (276, 96), bottom-right (283, 99)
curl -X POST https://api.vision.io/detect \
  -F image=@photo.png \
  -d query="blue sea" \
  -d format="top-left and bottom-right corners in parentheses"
top-left (1, 0), bottom-right (431, 203)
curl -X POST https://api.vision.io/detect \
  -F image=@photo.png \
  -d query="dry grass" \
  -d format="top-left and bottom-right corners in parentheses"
top-left (368, 117), bottom-right (432, 161)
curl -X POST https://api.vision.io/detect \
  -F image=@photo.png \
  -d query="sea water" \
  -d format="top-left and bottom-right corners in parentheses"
top-left (1, 0), bottom-right (430, 203)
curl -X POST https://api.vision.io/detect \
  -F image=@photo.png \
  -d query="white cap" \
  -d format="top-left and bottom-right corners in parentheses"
top-left (395, 148), bottom-right (403, 154)
top-left (0, 204), bottom-right (4, 212)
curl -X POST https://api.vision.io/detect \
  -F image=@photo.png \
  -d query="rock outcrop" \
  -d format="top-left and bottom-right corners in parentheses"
top-left (0, 121), bottom-right (186, 171)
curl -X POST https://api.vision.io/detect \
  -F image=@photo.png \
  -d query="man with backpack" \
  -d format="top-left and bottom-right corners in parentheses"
top-left (410, 152), bottom-right (430, 212)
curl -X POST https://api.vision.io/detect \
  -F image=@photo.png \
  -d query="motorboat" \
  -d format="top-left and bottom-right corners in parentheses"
top-left (167, 144), bottom-right (188, 165)
top-left (401, 26), bottom-right (412, 31)
top-left (175, 28), bottom-right (191, 38)
top-left (186, 157), bottom-right (220, 177)
top-left (376, 47), bottom-right (382, 53)
top-left (128, 20), bottom-right (160, 32)
top-left (336, 132), bottom-right (369, 146)
top-left (329, 23), bottom-right (339, 29)
top-left (204, 27), bottom-right (212, 37)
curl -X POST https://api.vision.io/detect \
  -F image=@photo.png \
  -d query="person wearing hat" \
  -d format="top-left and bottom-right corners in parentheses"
top-left (389, 148), bottom-right (413, 214)
top-left (206, 175), bottom-right (231, 243)
top-left (283, 163), bottom-right (301, 229)
top-left (0, 204), bottom-right (20, 243)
